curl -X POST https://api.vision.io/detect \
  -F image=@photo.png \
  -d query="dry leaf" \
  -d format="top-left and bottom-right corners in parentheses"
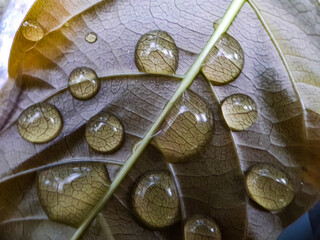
top-left (0, 0), bottom-right (319, 239)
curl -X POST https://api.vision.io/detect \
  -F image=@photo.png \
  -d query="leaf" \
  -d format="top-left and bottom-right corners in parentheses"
top-left (0, 0), bottom-right (319, 240)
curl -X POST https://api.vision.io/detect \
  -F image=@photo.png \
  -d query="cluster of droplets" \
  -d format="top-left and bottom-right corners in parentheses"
top-left (16, 24), bottom-right (296, 235)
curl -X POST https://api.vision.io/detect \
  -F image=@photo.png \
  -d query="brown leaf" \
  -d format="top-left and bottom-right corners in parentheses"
top-left (0, 0), bottom-right (319, 239)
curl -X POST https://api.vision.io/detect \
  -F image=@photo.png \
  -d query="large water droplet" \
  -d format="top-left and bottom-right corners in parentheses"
top-left (202, 33), bottom-right (244, 85)
top-left (221, 94), bottom-right (258, 131)
top-left (85, 112), bottom-right (124, 153)
top-left (245, 164), bottom-right (294, 211)
top-left (85, 32), bottom-right (98, 43)
top-left (18, 102), bottom-right (62, 144)
top-left (153, 90), bottom-right (213, 163)
top-left (184, 215), bottom-right (221, 240)
top-left (68, 67), bottom-right (100, 100)
top-left (21, 19), bottom-right (44, 42)
top-left (132, 171), bottom-right (180, 229)
top-left (135, 30), bottom-right (179, 74)
top-left (37, 162), bottom-right (111, 227)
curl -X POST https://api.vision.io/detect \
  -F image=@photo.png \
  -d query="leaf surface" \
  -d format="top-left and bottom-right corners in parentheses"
top-left (0, 0), bottom-right (320, 239)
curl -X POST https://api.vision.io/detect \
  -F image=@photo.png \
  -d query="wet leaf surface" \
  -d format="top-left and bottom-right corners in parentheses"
top-left (0, 0), bottom-right (320, 239)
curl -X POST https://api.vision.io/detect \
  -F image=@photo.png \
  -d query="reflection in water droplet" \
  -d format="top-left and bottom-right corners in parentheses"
top-left (202, 33), bottom-right (244, 85)
top-left (21, 19), bottom-right (44, 42)
top-left (153, 90), bottom-right (213, 163)
top-left (245, 164), bottom-right (294, 211)
top-left (68, 67), bottom-right (100, 100)
top-left (135, 30), bottom-right (179, 74)
top-left (184, 215), bottom-right (221, 240)
top-left (85, 32), bottom-right (98, 43)
top-left (85, 112), bottom-right (124, 153)
top-left (17, 102), bottom-right (62, 144)
top-left (132, 171), bottom-right (180, 229)
top-left (37, 162), bottom-right (110, 227)
top-left (221, 94), bottom-right (258, 131)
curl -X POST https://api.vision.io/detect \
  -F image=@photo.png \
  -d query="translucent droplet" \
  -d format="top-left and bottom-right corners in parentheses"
top-left (17, 102), bottom-right (62, 144)
top-left (202, 33), bottom-right (244, 85)
top-left (245, 164), bottom-right (294, 211)
top-left (132, 171), bottom-right (180, 229)
top-left (85, 32), bottom-right (98, 43)
top-left (221, 94), bottom-right (258, 131)
top-left (153, 90), bottom-right (213, 163)
top-left (135, 30), bottom-right (179, 74)
top-left (21, 19), bottom-right (44, 42)
top-left (68, 67), bottom-right (100, 100)
top-left (37, 162), bottom-right (110, 227)
top-left (85, 112), bottom-right (124, 153)
top-left (184, 215), bottom-right (221, 240)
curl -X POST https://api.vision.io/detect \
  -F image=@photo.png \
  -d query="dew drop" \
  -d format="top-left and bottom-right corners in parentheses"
top-left (85, 112), bottom-right (124, 153)
top-left (245, 164), bottom-right (294, 211)
top-left (37, 162), bottom-right (110, 227)
top-left (21, 19), bottom-right (44, 42)
top-left (221, 94), bottom-right (258, 131)
top-left (135, 30), bottom-right (179, 74)
top-left (68, 67), bottom-right (100, 100)
top-left (85, 32), bottom-right (98, 43)
top-left (153, 90), bottom-right (213, 163)
top-left (202, 33), bottom-right (244, 85)
top-left (184, 215), bottom-right (221, 240)
top-left (17, 102), bottom-right (62, 144)
top-left (132, 171), bottom-right (180, 229)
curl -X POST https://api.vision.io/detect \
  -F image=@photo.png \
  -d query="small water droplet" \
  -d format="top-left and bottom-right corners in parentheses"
top-left (132, 171), bottom-right (180, 229)
top-left (18, 102), bottom-right (62, 144)
top-left (85, 112), bottom-right (124, 153)
top-left (213, 19), bottom-right (222, 29)
top-left (221, 94), bottom-right (258, 131)
top-left (135, 30), bottom-right (179, 74)
top-left (202, 33), bottom-right (244, 85)
top-left (68, 67), bottom-right (100, 100)
top-left (245, 164), bottom-right (294, 211)
top-left (37, 162), bottom-right (111, 227)
top-left (21, 19), bottom-right (44, 42)
top-left (85, 32), bottom-right (98, 43)
top-left (153, 90), bottom-right (213, 163)
top-left (184, 215), bottom-right (221, 240)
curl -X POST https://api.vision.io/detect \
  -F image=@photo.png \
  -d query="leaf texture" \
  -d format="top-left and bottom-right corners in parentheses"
top-left (0, 0), bottom-right (319, 239)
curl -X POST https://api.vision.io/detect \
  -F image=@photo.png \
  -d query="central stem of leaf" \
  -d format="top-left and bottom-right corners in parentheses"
top-left (71, 0), bottom-right (246, 238)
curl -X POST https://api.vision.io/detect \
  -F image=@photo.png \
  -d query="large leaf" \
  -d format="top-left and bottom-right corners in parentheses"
top-left (0, 0), bottom-right (319, 239)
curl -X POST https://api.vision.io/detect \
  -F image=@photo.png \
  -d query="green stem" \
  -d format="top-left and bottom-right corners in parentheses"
top-left (71, 0), bottom-right (246, 239)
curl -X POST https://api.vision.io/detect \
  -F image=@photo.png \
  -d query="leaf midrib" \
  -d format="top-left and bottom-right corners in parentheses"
top-left (248, 0), bottom-right (307, 121)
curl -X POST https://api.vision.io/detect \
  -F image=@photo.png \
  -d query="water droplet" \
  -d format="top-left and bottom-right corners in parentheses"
top-left (135, 30), bottom-right (179, 74)
top-left (184, 215), bottom-right (221, 240)
top-left (37, 162), bottom-right (110, 227)
top-left (21, 19), bottom-right (44, 42)
top-left (85, 112), bottom-right (124, 153)
top-left (68, 67), bottom-right (100, 100)
top-left (221, 94), bottom-right (258, 131)
top-left (202, 33), bottom-right (244, 85)
top-left (245, 164), bottom-right (294, 211)
top-left (85, 32), bottom-right (98, 43)
top-left (18, 102), bottom-right (62, 144)
top-left (132, 171), bottom-right (180, 229)
top-left (213, 19), bottom-right (222, 29)
top-left (153, 90), bottom-right (213, 163)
